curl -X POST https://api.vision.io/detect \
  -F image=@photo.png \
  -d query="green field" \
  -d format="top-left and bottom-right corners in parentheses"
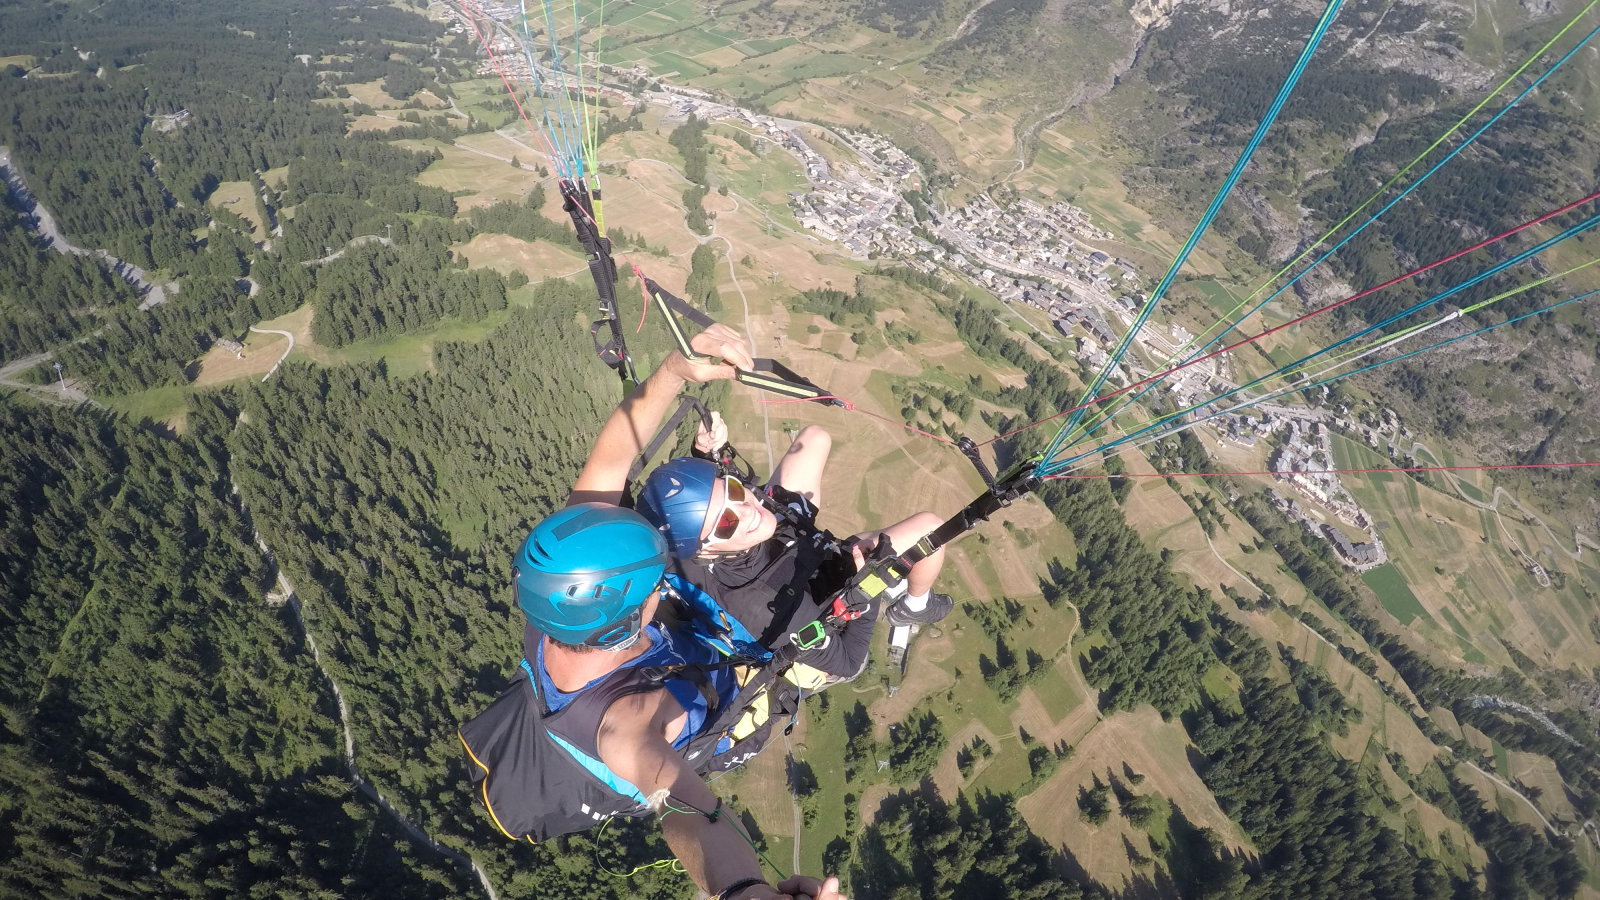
top-left (104, 384), bottom-right (190, 426)
top-left (1363, 564), bottom-right (1432, 627)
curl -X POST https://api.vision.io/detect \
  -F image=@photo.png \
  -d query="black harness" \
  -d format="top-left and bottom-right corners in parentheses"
top-left (620, 266), bottom-right (1045, 768)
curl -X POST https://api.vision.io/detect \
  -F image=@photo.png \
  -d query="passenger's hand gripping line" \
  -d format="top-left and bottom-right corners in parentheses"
top-left (636, 269), bottom-right (844, 407)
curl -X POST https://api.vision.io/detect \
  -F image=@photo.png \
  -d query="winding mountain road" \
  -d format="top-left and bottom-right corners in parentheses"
top-left (1409, 441), bottom-right (1600, 561)
top-left (248, 326), bottom-right (295, 382)
top-left (1, 145), bottom-right (175, 306)
top-left (239, 497), bottom-right (500, 900)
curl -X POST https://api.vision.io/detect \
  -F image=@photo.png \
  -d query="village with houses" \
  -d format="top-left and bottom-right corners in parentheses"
top-left (443, 12), bottom-right (1405, 571)
top-left (638, 84), bottom-right (1409, 573)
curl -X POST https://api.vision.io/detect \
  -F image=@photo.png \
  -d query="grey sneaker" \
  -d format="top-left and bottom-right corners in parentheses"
top-left (885, 592), bottom-right (954, 627)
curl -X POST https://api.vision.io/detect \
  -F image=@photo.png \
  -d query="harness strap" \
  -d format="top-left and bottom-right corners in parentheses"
top-left (817, 466), bottom-right (1043, 625)
top-left (562, 181), bottom-right (637, 387)
top-left (627, 394), bottom-right (712, 485)
top-left (634, 657), bottom-right (754, 725)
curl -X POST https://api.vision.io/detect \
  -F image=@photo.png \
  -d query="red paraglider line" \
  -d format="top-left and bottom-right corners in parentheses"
top-left (457, 0), bottom-right (565, 174)
top-left (976, 188), bottom-right (1600, 449)
top-left (755, 396), bottom-right (958, 445)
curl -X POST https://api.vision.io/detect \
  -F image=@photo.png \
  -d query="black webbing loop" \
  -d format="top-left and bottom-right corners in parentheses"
top-left (639, 274), bottom-right (843, 407)
top-left (627, 394), bottom-right (713, 484)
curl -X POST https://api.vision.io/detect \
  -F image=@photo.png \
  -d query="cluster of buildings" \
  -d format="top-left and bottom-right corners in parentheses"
top-left (1330, 404), bottom-right (1411, 457)
top-left (1265, 419), bottom-right (1387, 569)
top-left (780, 127), bottom-right (930, 260)
top-left (431, 49), bottom-right (1407, 571)
top-left (931, 194), bottom-right (1129, 298)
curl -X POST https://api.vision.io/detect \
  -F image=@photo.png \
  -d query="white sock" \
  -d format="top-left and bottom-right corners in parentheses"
top-left (902, 591), bottom-right (929, 612)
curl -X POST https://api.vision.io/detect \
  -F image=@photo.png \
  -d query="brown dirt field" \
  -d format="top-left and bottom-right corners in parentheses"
top-left (455, 233), bottom-right (589, 281)
top-left (1506, 750), bottom-right (1578, 823)
top-left (607, 160), bottom-right (696, 234)
top-left (344, 80), bottom-right (402, 108)
top-left (1380, 700), bottom-right (1445, 775)
top-left (348, 113), bottom-right (410, 133)
top-left (713, 730), bottom-right (798, 840)
top-left (1378, 754), bottom-right (1487, 872)
top-left (206, 181), bottom-right (265, 241)
top-left (856, 784), bottom-right (893, 825)
top-left (1430, 706), bottom-right (1465, 741)
top-left (1017, 707), bottom-right (1254, 892)
top-left (192, 329), bottom-right (288, 386)
top-left (706, 201), bottom-right (860, 295)
top-left (697, 45), bottom-right (748, 68)
top-left (1018, 676), bottom-right (1102, 752)
top-left (932, 720), bottom-right (1007, 799)
top-left (949, 548), bottom-right (994, 603)
top-left (405, 138), bottom-right (546, 211)
top-left (256, 305), bottom-right (332, 366)
top-left (1454, 761), bottom-right (1549, 830)
top-left (1461, 724), bottom-right (1495, 757)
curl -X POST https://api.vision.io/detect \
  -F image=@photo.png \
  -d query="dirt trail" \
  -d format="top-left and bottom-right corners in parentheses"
top-left (1410, 441), bottom-right (1600, 560)
top-left (248, 326), bottom-right (295, 382)
top-left (238, 488), bottom-right (500, 900)
top-left (0, 350), bottom-right (94, 405)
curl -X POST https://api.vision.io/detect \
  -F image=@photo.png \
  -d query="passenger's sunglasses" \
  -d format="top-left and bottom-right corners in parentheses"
top-left (705, 478), bottom-right (752, 544)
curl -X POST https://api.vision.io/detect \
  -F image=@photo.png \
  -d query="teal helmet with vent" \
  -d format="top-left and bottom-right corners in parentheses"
top-left (513, 503), bottom-right (668, 648)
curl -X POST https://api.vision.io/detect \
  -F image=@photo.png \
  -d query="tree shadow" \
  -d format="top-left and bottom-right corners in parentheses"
top-left (844, 701), bottom-right (873, 741)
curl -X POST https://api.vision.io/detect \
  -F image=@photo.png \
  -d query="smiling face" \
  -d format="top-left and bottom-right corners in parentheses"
top-left (696, 477), bottom-right (777, 555)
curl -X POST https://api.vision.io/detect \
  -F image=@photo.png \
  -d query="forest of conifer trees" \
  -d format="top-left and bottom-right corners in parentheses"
top-left (3, 0), bottom-right (1594, 897)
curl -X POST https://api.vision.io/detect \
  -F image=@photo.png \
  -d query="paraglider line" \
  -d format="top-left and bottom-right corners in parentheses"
top-left (1058, 185), bottom-right (1600, 450)
top-left (1048, 285), bottom-right (1600, 475)
top-left (1173, 0), bottom-right (1600, 362)
top-left (1052, 0), bottom-right (1345, 455)
top-left (970, 190), bottom-right (1600, 450)
top-left (1043, 209), bottom-right (1600, 473)
top-left (458, 1), bottom-right (568, 173)
top-left (1081, 16), bottom-right (1600, 451)
top-left (1043, 462), bottom-right (1600, 481)
top-left (755, 396), bottom-right (959, 445)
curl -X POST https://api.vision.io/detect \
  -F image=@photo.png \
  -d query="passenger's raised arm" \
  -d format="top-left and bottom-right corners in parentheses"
top-left (568, 323), bottom-right (753, 507)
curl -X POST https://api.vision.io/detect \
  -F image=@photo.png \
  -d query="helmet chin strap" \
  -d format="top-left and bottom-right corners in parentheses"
top-left (586, 605), bottom-right (645, 651)
top-left (603, 627), bottom-right (643, 652)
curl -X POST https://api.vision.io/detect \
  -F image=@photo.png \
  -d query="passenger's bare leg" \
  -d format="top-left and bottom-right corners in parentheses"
top-left (851, 511), bottom-right (945, 598)
top-left (769, 425), bottom-right (831, 506)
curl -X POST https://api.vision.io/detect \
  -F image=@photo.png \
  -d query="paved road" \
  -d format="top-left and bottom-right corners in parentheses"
top-left (301, 233), bottom-right (393, 267)
top-left (1, 145), bottom-right (175, 306)
top-left (0, 350), bottom-right (94, 405)
top-left (1409, 440), bottom-right (1600, 561)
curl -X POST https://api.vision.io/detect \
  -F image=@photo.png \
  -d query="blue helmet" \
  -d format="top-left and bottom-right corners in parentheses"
top-left (635, 457), bottom-right (719, 557)
top-left (513, 503), bottom-right (668, 648)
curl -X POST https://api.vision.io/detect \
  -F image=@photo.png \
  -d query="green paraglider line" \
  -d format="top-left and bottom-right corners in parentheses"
top-left (1045, 285), bottom-right (1600, 477)
top-left (1168, 0), bottom-right (1600, 359)
top-left (1068, 15), bottom-right (1600, 452)
top-left (1044, 461), bottom-right (1600, 481)
top-left (1040, 209), bottom-right (1600, 475)
top-left (1050, 0), bottom-right (1346, 458)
